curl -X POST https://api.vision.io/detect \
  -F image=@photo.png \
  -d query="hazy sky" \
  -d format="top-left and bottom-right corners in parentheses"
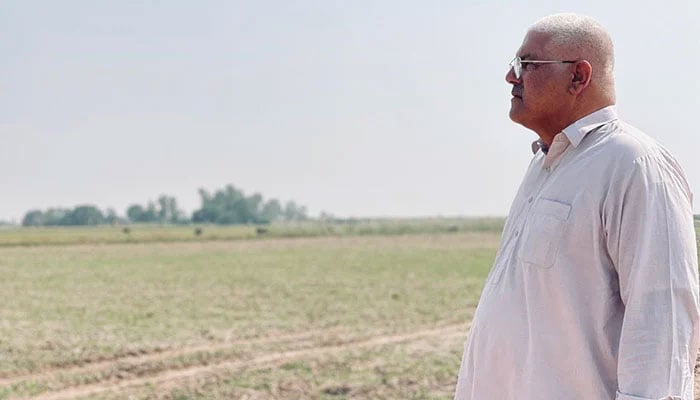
top-left (1, 1), bottom-right (699, 222)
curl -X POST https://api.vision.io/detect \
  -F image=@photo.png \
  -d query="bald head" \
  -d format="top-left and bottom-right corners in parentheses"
top-left (528, 13), bottom-right (615, 99)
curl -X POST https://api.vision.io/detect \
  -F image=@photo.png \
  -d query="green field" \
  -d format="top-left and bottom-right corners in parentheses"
top-left (0, 221), bottom-right (501, 399)
top-left (0, 218), bottom-right (505, 247)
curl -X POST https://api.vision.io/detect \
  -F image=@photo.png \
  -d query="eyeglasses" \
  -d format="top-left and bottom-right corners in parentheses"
top-left (509, 56), bottom-right (576, 79)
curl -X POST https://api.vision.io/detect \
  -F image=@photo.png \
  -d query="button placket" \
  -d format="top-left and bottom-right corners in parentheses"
top-left (489, 167), bottom-right (550, 286)
top-left (512, 169), bottom-right (551, 260)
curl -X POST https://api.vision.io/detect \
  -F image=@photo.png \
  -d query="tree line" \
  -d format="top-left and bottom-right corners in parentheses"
top-left (21, 184), bottom-right (308, 227)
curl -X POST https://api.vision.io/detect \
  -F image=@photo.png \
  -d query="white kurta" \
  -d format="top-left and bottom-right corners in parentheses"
top-left (454, 106), bottom-right (700, 400)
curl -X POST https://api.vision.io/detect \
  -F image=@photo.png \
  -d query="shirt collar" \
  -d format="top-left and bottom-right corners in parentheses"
top-left (530, 105), bottom-right (618, 154)
top-left (561, 105), bottom-right (618, 148)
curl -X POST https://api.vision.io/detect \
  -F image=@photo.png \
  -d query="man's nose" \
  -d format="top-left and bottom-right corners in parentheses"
top-left (505, 67), bottom-right (520, 84)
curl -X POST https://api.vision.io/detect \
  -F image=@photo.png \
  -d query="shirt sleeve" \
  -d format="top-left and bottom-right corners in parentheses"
top-left (605, 153), bottom-right (700, 400)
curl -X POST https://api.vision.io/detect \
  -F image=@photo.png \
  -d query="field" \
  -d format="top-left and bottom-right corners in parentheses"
top-left (0, 220), bottom-right (698, 399)
top-left (0, 218), bottom-right (505, 247)
top-left (0, 220), bottom-right (501, 399)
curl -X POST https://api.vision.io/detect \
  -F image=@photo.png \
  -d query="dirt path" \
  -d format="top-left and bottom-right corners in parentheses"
top-left (0, 326), bottom-right (352, 389)
top-left (10, 323), bottom-right (467, 400)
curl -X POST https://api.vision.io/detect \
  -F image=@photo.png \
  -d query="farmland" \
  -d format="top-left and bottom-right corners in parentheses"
top-left (0, 220), bottom-right (499, 399)
top-left (0, 220), bottom-right (698, 399)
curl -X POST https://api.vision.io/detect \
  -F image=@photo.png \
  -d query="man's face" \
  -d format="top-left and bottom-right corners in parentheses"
top-left (506, 32), bottom-right (572, 133)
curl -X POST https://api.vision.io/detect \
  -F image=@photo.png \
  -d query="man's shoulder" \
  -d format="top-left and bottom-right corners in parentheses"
top-left (595, 120), bottom-right (667, 164)
top-left (593, 120), bottom-right (689, 193)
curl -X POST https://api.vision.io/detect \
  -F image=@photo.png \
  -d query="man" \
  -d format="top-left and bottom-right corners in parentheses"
top-left (454, 13), bottom-right (700, 400)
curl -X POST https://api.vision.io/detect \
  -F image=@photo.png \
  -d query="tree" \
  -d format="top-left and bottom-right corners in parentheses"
top-left (22, 210), bottom-right (44, 226)
top-left (44, 208), bottom-right (70, 226)
top-left (23, 206), bottom-right (107, 226)
top-left (193, 185), bottom-right (248, 224)
top-left (63, 205), bottom-right (104, 226)
top-left (156, 195), bottom-right (185, 224)
top-left (126, 202), bottom-right (156, 223)
top-left (192, 189), bottom-right (215, 223)
top-left (284, 201), bottom-right (308, 221)
top-left (104, 208), bottom-right (120, 225)
top-left (144, 201), bottom-right (158, 222)
top-left (127, 204), bottom-right (146, 222)
top-left (128, 195), bottom-right (186, 224)
top-left (191, 185), bottom-right (299, 225)
top-left (261, 199), bottom-right (283, 223)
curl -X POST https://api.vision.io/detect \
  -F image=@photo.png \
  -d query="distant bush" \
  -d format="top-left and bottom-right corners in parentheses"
top-left (191, 184), bottom-right (307, 225)
top-left (22, 205), bottom-right (105, 226)
top-left (18, 184), bottom-right (305, 227)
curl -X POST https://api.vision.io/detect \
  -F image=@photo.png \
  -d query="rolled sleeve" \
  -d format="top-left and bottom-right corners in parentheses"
top-left (616, 391), bottom-right (683, 400)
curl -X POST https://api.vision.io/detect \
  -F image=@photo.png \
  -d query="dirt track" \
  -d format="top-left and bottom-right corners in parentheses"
top-left (0, 326), bottom-right (349, 388)
top-left (4, 323), bottom-right (467, 400)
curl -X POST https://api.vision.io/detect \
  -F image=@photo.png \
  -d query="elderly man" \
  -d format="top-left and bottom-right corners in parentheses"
top-left (454, 13), bottom-right (700, 400)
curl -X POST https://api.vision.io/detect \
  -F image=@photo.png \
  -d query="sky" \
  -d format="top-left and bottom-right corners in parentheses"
top-left (1, 1), bottom-right (699, 222)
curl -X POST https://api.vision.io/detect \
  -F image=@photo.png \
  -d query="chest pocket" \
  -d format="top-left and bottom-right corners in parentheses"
top-left (518, 198), bottom-right (571, 268)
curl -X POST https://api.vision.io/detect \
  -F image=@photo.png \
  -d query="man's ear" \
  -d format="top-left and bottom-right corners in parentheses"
top-left (570, 60), bottom-right (592, 95)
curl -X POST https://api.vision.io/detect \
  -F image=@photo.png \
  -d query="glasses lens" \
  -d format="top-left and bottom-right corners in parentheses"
top-left (509, 57), bottom-right (521, 79)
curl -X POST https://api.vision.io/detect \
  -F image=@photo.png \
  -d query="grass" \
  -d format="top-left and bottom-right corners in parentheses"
top-left (0, 227), bottom-right (499, 399)
top-left (0, 217), bottom-right (505, 247)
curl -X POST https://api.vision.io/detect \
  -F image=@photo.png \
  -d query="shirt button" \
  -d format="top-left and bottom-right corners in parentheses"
top-left (514, 230), bottom-right (520, 237)
top-left (528, 197), bottom-right (533, 203)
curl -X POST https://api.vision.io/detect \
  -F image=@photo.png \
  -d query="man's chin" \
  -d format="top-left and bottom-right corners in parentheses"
top-left (509, 102), bottom-right (524, 123)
